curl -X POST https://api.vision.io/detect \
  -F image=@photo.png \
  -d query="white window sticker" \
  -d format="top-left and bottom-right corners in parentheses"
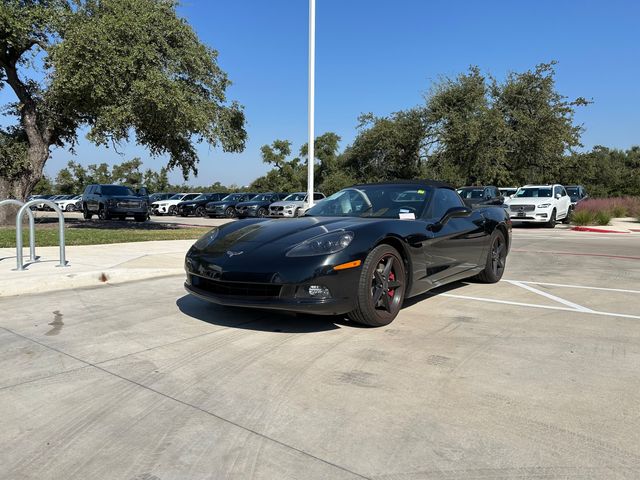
top-left (399, 212), bottom-right (415, 220)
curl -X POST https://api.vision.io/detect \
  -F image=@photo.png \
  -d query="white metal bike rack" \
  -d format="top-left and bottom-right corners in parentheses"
top-left (0, 199), bottom-right (37, 263)
top-left (14, 199), bottom-right (68, 271)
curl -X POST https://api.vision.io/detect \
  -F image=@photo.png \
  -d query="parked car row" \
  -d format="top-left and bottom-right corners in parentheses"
top-left (150, 191), bottom-right (327, 218)
top-left (456, 183), bottom-right (589, 228)
top-left (27, 194), bottom-right (83, 211)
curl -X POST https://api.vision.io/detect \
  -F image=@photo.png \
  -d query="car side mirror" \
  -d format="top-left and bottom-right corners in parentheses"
top-left (428, 206), bottom-right (472, 231)
top-left (555, 193), bottom-right (561, 199)
top-left (137, 187), bottom-right (148, 197)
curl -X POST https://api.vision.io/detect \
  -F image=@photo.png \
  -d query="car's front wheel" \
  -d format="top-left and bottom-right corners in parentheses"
top-left (257, 207), bottom-right (268, 217)
top-left (83, 206), bottom-right (92, 220)
top-left (168, 205), bottom-right (177, 216)
top-left (474, 230), bottom-right (507, 283)
top-left (196, 206), bottom-right (206, 217)
top-left (97, 207), bottom-right (111, 220)
top-left (561, 206), bottom-right (573, 224)
top-left (224, 207), bottom-right (236, 218)
top-left (546, 209), bottom-right (557, 228)
top-left (66, 204), bottom-right (75, 212)
top-left (348, 244), bottom-right (406, 327)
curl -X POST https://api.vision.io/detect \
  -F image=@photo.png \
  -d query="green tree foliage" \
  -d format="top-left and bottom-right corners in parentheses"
top-left (250, 140), bottom-right (307, 192)
top-left (560, 146), bottom-right (640, 197)
top-left (0, 0), bottom-right (246, 220)
top-left (343, 110), bottom-right (429, 183)
top-left (423, 62), bottom-right (588, 186)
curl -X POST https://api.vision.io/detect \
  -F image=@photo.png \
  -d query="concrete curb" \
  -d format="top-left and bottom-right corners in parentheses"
top-left (0, 267), bottom-right (184, 297)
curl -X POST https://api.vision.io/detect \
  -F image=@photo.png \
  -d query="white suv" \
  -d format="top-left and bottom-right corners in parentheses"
top-left (151, 193), bottom-right (201, 215)
top-left (507, 184), bottom-right (571, 228)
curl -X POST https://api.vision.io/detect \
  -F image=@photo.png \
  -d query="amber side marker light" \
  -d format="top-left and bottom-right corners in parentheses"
top-left (333, 260), bottom-right (362, 271)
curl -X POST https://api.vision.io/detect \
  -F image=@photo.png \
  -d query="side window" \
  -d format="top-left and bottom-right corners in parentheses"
top-left (492, 187), bottom-right (500, 197)
top-left (430, 188), bottom-right (464, 220)
top-left (94, 186), bottom-right (101, 195)
top-left (561, 187), bottom-right (568, 197)
top-left (314, 193), bottom-right (324, 200)
top-left (83, 186), bottom-right (92, 195)
top-left (553, 186), bottom-right (561, 197)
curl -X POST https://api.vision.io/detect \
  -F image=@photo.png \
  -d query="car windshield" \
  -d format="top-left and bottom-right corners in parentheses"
top-left (305, 185), bottom-right (432, 218)
top-left (192, 194), bottom-right (209, 201)
top-left (284, 193), bottom-right (306, 202)
top-left (169, 194), bottom-right (186, 200)
top-left (565, 187), bottom-right (580, 199)
top-left (457, 188), bottom-right (485, 199)
top-left (515, 187), bottom-right (552, 198)
top-left (250, 194), bottom-right (272, 202)
top-left (102, 185), bottom-right (135, 196)
top-left (222, 194), bottom-right (243, 202)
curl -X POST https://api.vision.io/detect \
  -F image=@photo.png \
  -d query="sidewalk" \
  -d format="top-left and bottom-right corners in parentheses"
top-left (0, 240), bottom-right (192, 297)
top-left (571, 217), bottom-right (640, 234)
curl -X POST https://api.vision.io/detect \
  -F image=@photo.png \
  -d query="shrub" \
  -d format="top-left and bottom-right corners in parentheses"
top-left (571, 210), bottom-right (595, 226)
top-left (611, 205), bottom-right (628, 218)
top-left (594, 210), bottom-right (611, 226)
top-left (577, 197), bottom-right (640, 218)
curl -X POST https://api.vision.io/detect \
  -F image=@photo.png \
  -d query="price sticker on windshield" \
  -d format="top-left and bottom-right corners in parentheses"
top-left (399, 212), bottom-right (415, 220)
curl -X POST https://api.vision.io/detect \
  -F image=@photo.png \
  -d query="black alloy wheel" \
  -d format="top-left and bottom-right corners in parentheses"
top-left (83, 206), bottom-right (92, 220)
top-left (168, 205), bottom-right (177, 216)
top-left (196, 206), bottom-right (206, 217)
top-left (224, 206), bottom-right (236, 218)
top-left (66, 204), bottom-right (75, 212)
top-left (97, 207), bottom-right (111, 220)
top-left (475, 230), bottom-right (507, 283)
top-left (257, 207), bottom-right (268, 217)
top-left (349, 244), bottom-right (406, 327)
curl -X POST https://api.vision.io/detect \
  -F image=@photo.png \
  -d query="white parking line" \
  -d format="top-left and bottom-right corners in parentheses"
top-left (505, 280), bottom-right (594, 312)
top-left (434, 293), bottom-right (640, 320)
top-left (505, 280), bottom-right (640, 295)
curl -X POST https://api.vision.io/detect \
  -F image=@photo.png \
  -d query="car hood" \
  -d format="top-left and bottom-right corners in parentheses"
top-left (270, 200), bottom-right (305, 207)
top-left (106, 195), bottom-right (146, 202)
top-left (207, 201), bottom-right (235, 207)
top-left (236, 201), bottom-right (268, 208)
top-left (194, 216), bottom-right (382, 255)
top-left (508, 197), bottom-right (553, 206)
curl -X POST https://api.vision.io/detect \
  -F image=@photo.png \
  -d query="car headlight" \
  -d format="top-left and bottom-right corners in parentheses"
top-left (193, 228), bottom-right (220, 250)
top-left (538, 203), bottom-right (551, 208)
top-left (286, 231), bottom-right (354, 257)
top-left (248, 205), bottom-right (258, 209)
top-left (284, 204), bottom-right (295, 209)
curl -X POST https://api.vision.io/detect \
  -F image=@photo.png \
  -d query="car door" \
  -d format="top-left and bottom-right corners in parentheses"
top-left (419, 188), bottom-right (489, 286)
top-left (554, 186), bottom-right (569, 217)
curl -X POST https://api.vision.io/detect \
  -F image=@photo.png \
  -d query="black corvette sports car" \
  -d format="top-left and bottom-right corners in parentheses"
top-left (185, 181), bottom-right (512, 326)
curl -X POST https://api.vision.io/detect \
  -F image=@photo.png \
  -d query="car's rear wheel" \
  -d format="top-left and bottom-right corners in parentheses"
top-left (561, 206), bottom-right (573, 224)
top-left (224, 207), bottom-right (236, 218)
top-left (348, 244), bottom-right (406, 327)
top-left (196, 206), bottom-right (206, 217)
top-left (546, 209), bottom-right (556, 228)
top-left (83, 206), bottom-right (92, 220)
top-left (474, 230), bottom-right (507, 283)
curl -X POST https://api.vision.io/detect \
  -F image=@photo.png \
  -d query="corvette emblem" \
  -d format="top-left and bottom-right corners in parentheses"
top-left (226, 250), bottom-right (244, 257)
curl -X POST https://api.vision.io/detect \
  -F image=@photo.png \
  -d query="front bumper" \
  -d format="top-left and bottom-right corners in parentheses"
top-left (509, 212), bottom-right (551, 222)
top-left (105, 206), bottom-right (147, 215)
top-left (269, 208), bottom-right (296, 217)
top-left (236, 207), bottom-right (259, 217)
top-left (152, 204), bottom-right (172, 215)
top-left (184, 258), bottom-right (361, 316)
top-left (177, 205), bottom-right (197, 216)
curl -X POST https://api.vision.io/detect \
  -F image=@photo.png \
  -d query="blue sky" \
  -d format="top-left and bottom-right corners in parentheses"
top-left (3, 0), bottom-right (639, 186)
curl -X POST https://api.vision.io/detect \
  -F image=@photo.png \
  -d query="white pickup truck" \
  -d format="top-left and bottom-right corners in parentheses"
top-left (506, 184), bottom-right (572, 228)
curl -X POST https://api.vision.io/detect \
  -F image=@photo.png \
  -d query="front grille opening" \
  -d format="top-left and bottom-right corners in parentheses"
top-left (191, 275), bottom-right (281, 298)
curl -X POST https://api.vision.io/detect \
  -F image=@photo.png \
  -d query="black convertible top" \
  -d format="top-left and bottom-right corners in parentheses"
top-left (352, 179), bottom-right (455, 190)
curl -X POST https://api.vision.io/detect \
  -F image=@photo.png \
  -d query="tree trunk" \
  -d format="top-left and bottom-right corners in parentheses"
top-left (0, 146), bottom-right (49, 225)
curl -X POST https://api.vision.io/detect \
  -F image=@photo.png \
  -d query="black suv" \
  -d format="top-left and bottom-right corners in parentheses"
top-left (564, 185), bottom-right (588, 207)
top-left (82, 184), bottom-right (149, 221)
top-left (235, 192), bottom-right (288, 218)
top-left (176, 193), bottom-right (226, 217)
top-left (456, 185), bottom-right (504, 206)
top-left (205, 192), bottom-right (258, 218)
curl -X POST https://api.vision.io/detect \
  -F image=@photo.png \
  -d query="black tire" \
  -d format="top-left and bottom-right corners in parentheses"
top-left (196, 206), bottom-right (206, 217)
top-left (97, 206), bottom-right (111, 221)
top-left (257, 207), bottom-right (268, 217)
top-left (475, 230), bottom-right (507, 283)
top-left (224, 206), bottom-right (236, 218)
top-left (294, 208), bottom-right (302, 217)
top-left (168, 205), bottom-right (177, 216)
top-left (83, 206), bottom-right (92, 220)
top-left (546, 209), bottom-right (557, 228)
top-left (66, 204), bottom-right (75, 212)
top-left (134, 215), bottom-right (146, 222)
top-left (348, 244), bottom-right (406, 327)
top-left (561, 207), bottom-right (573, 224)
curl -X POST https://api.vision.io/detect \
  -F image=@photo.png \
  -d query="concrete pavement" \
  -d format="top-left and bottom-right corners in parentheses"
top-left (1, 229), bottom-right (639, 479)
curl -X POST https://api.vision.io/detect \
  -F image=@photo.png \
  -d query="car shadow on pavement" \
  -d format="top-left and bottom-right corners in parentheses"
top-left (176, 294), bottom-right (351, 333)
top-left (402, 280), bottom-right (470, 309)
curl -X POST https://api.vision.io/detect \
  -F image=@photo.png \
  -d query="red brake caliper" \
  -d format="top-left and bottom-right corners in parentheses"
top-left (388, 271), bottom-right (395, 297)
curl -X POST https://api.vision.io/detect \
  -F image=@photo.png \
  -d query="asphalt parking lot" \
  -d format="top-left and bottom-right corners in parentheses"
top-left (1, 227), bottom-right (639, 479)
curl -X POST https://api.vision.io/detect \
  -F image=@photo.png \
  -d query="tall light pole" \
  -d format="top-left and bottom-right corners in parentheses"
top-left (307, 0), bottom-right (315, 208)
